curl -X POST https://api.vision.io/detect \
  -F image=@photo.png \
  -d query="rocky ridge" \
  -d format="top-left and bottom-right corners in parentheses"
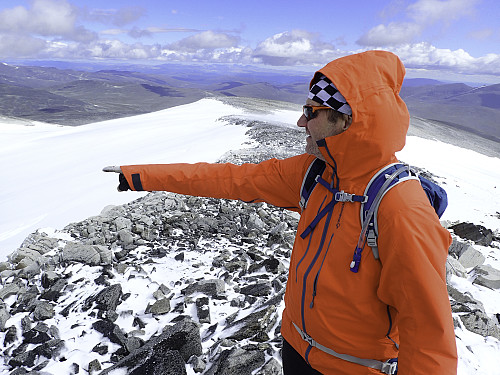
top-left (0, 117), bottom-right (499, 374)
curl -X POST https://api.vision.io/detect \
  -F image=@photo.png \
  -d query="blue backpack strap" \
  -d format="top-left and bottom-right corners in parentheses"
top-left (350, 163), bottom-right (448, 273)
top-left (299, 158), bottom-right (326, 210)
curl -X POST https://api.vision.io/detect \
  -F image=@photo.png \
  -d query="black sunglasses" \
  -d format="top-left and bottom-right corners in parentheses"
top-left (302, 105), bottom-right (331, 121)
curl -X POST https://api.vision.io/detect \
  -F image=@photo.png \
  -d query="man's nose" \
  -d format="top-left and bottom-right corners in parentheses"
top-left (297, 114), bottom-right (307, 128)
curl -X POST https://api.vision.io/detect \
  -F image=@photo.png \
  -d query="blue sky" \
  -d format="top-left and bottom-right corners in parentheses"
top-left (0, 0), bottom-right (499, 83)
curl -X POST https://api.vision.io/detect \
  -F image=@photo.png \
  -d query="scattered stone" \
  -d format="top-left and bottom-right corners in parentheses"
top-left (196, 297), bottom-right (211, 324)
top-left (146, 297), bottom-right (171, 315)
top-left (226, 306), bottom-right (277, 341)
top-left (33, 301), bottom-right (55, 321)
top-left (41, 271), bottom-right (61, 289)
top-left (2, 182), bottom-right (498, 375)
top-left (448, 238), bottom-right (475, 258)
top-left (62, 243), bottom-right (101, 266)
top-left (99, 318), bottom-right (201, 375)
top-left (240, 280), bottom-right (273, 297)
top-left (206, 346), bottom-right (265, 375)
top-left (451, 223), bottom-right (494, 247)
top-left (188, 355), bottom-right (207, 373)
top-left (0, 303), bottom-right (10, 331)
top-left (88, 358), bottom-right (102, 374)
top-left (261, 357), bottom-right (282, 375)
top-left (4, 326), bottom-right (17, 346)
top-left (458, 246), bottom-right (485, 268)
top-left (182, 279), bottom-right (225, 297)
top-left (473, 264), bottom-right (500, 289)
top-left (460, 311), bottom-right (500, 340)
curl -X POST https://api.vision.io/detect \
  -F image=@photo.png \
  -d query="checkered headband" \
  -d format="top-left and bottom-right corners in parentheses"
top-left (308, 74), bottom-right (352, 116)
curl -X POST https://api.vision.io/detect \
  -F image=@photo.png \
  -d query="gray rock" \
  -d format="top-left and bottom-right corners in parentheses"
top-left (87, 284), bottom-right (123, 312)
top-left (448, 285), bottom-right (485, 313)
top-left (261, 357), bottom-right (282, 375)
top-left (100, 318), bottom-right (201, 375)
top-left (88, 358), bottom-right (101, 374)
top-left (226, 306), bottom-right (277, 341)
top-left (196, 297), bottom-right (211, 324)
top-left (92, 319), bottom-right (128, 348)
top-left (448, 238), bottom-right (474, 258)
top-left (9, 350), bottom-right (37, 368)
top-left (94, 245), bottom-right (112, 265)
top-left (146, 298), bottom-right (171, 315)
top-left (41, 271), bottom-right (61, 289)
top-left (0, 303), bottom-right (10, 331)
top-left (182, 279), bottom-right (225, 297)
top-left (460, 310), bottom-right (500, 340)
top-left (207, 346), bottom-right (265, 375)
top-left (473, 264), bottom-right (500, 289)
top-left (3, 325), bottom-right (17, 345)
top-left (118, 229), bottom-right (134, 245)
top-left (62, 243), bottom-right (100, 266)
top-left (240, 281), bottom-right (273, 297)
top-left (188, 355), bottom-right (207, 373)
top-left (114, 217), bottom-right (133, 231)
top-left (458, 246), bottom-right (485, 268)
top-left (40, 278), bottom-right (67, 302)
top-left (446, 255), bottom-right (467, 282)
top-left (33, 301), bottom-right (55, 321)
top-left (0, 281), bottom-right (24, 300)
top-left (451, 222), bottom-right (494, 246)
top-left (246, 213), bottom-right (266, 231)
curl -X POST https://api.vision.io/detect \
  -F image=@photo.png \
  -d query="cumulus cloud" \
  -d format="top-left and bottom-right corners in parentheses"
top-left (388, 42), bottom-right (500, 76)
top-left (357, 0), bottom-right (480, 47)
top-left (357, 23), bottom-right (422, 46)
top-left (0, 0), bottom-right (76, 36)
top-left (253, 30), bottom-right (342, 66)
top-left (0, 34), bottom-right (47, 58)
top-left (0, 0), bottom-right (97, 43)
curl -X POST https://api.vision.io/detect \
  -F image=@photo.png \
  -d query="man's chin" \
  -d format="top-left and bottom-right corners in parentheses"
top-left (305, 144), bottom-right (325, 161)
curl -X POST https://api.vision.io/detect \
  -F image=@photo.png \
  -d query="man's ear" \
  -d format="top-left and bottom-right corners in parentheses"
top-left (342, 115), bottom-right (352, 130)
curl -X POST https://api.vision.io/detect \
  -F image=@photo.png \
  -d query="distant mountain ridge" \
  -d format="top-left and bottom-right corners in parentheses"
top-left (0, 61), bottom-right (499, 143)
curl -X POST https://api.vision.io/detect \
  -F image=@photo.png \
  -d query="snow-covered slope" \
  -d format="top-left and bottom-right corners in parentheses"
top-left (0, 99), bottom-right (250, 259)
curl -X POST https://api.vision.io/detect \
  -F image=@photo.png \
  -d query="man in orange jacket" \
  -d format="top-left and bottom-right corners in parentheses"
top-left (104, 50), bottom-right (457, 374)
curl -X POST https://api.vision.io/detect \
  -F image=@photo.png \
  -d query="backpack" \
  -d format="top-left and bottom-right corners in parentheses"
top-left (299, 159), bottom-right (448, 273)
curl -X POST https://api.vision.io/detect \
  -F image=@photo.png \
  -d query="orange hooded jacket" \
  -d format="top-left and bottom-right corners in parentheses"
top-left (120, 51), bottom-right (457, 374)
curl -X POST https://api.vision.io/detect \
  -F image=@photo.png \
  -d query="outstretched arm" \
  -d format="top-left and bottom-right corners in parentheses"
top-left (105, 154), bottom-right (314, 211)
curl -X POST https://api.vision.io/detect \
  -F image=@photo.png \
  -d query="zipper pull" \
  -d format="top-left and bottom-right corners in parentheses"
top-left (310, 273), bottom-right (320, 308)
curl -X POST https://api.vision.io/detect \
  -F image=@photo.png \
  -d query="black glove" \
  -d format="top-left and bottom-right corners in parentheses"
top-left (118, 173), bottom-right (131, 192)
top-left (103, 166), bottom-right (131, 192)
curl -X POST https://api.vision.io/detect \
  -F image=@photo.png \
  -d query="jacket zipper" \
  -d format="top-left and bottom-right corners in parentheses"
top-left (300, 196), bottom-right (335, 332)
top-left (295, 196), bottom-right (327, 282)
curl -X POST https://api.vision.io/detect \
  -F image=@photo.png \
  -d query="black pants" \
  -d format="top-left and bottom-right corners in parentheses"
top-left (282, 339), bottom-right (323, 375)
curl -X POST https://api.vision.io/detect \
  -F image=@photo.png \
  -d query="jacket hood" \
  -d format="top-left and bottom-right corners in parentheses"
top-left (312, 50), bottom-right (409, 188)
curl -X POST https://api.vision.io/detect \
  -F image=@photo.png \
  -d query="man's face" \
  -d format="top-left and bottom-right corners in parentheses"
top-left (297, 99), bottom-right (349, 160)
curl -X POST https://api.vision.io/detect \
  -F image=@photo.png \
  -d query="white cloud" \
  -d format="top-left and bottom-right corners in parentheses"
top-left (253, 30), bottom-right (342, 66)
top-left (389, 42), bottom-right (500, 76)
top-left (357, 23), bottom-right (422, 46)
top-left (407, 0), bottom-right (479, 25)
top-left (0, 0), bottom-right (77, 36)
top-left (168, 31), bottom-right (240, 52)
top-left (100, 29), bottom-right (127, 36)
top-left (357, 0), bottom-right (480, 47)
top-left (0, 0), bottom-right (96, 43)
top-left (0, 34), bottom-right (47, 58)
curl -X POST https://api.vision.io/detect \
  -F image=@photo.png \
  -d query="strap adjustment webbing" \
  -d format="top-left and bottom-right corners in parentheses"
top-left (293, 323), bottom-right (398, 375)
